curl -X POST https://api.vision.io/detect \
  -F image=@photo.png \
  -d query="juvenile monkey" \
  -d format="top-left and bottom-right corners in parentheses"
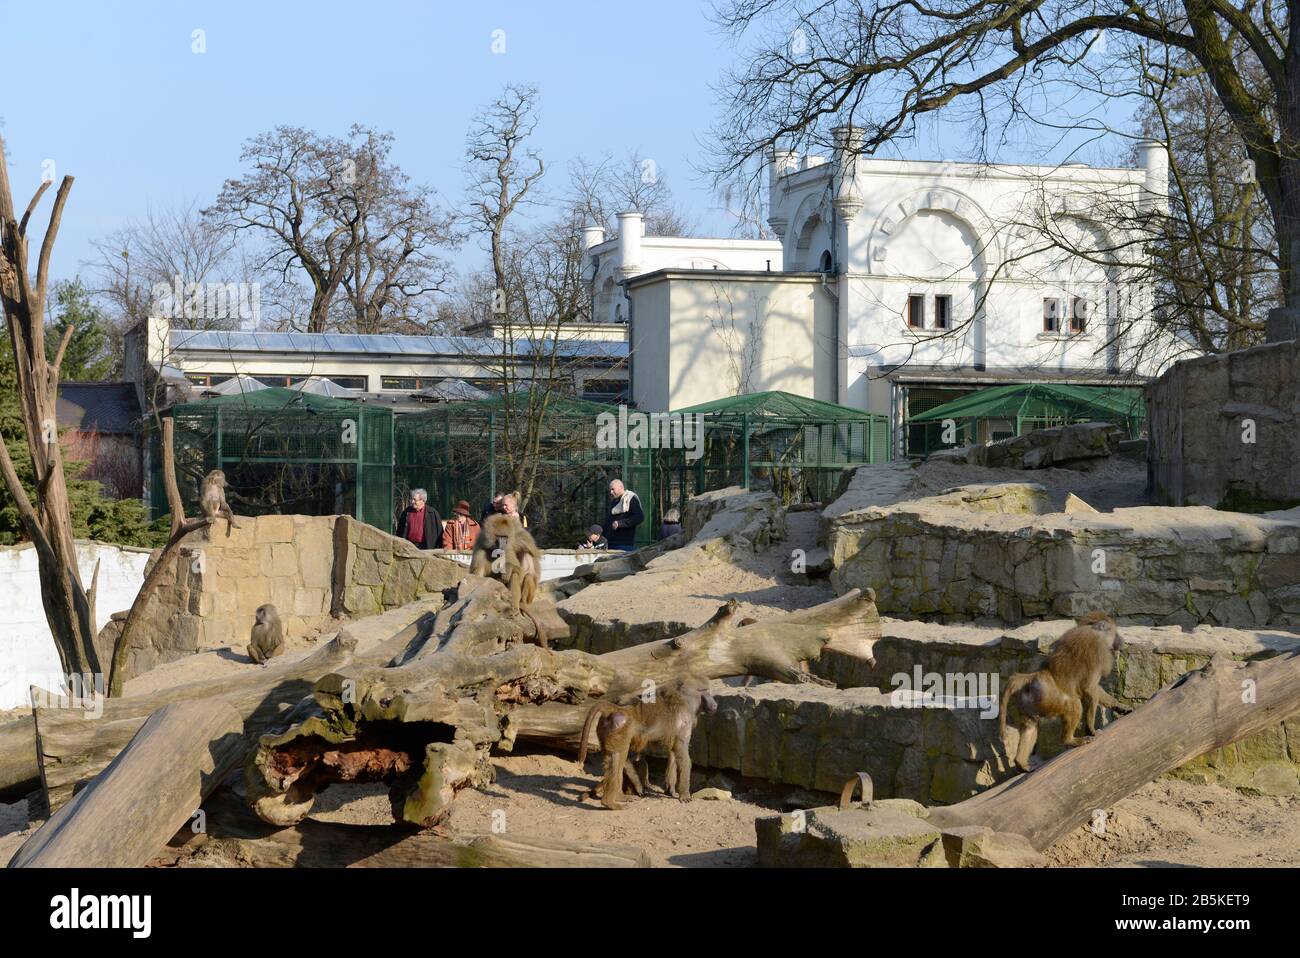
top-left (577, 676), bottom-right (718, 810)
top-left (246, 604), bottom-right (284, 664)
top-left (999, 611), bottom-right (1132, 772)
top-left (472, 512), bottom-right (542, 618)
top-left (199, 469), bottom-right (238, 535)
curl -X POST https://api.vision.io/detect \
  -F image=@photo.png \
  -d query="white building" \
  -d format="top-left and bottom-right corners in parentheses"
top-left (624, 132), bottom-right (1180, 451)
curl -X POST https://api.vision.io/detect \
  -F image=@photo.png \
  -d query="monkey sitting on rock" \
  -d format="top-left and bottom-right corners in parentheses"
top-left (247, 604), bottom-right (284, 665)
top-left (999, 611), bottom-right (1132, 772)
top-left (199, 469), bottom-right (238, 537)
top-left (577, 676), bottom-right (718, 810)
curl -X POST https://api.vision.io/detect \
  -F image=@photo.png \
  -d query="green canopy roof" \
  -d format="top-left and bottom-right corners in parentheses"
top-left (908, 383), bottom-right (1145, 423)
top-left (672, 391), bottom-right (882, 422)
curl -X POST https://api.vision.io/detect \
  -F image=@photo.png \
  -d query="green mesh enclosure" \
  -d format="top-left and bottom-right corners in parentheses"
top-left (151, 388), bottom-right (890, 549)
top-left (908, 383), bottom-right (1146, 433)
top-left (153, 388), bottom-right (395, 531)
top-left (654, 391), bottom-right (892, 520)
top-left (394, 394), bottom-right (632, 547)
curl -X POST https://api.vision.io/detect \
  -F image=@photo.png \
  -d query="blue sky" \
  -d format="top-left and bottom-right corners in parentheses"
top-left (0, 0), bottom-right (1135, 287)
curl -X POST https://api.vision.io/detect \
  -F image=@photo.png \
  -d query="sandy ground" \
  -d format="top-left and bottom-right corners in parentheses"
top-left (278, 763), bottom-right (1300, 868)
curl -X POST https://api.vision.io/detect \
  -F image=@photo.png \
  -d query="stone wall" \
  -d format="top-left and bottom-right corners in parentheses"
top-left (0, 541), bottom-right (152, 710)
top-left (1148, 338), bottom-right (1300, 510)
top-left (693, 623), bottom-right (1300, 803)
top-left (827, 483), bottom-right (1300, 629)
top-left (110, 515), bottom-right (463, 680)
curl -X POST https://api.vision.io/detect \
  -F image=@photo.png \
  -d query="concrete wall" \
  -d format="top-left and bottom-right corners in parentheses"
top-left (1148, 339), bottom-right (1300, 510)
top-left (629, 271), bottom-right (836, 410)
top-left (0, 541), bottom-right (151, 710)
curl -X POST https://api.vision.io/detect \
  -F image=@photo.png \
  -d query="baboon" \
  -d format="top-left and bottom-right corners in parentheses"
top-left (246, 604), bottom-right (284, 665)
top-left (199, 469), bottom-right (238, 535)
top-left (576, 676), bottom-right (718, 810)
top-left (999, 611), bottom-right (1132, 772)
top-left (472, 512), bottom-right (541, 614)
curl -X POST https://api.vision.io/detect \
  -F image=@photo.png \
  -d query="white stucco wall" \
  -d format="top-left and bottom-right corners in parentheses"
top-left (589, 231), bottom-right (785, 327)
top-left (438, 549), bottom-right (613, 581)
top-left (628, 272), bottom-right (836, 411)
top-left (769, 149), bottom-right (1184, 417)
top-left (0, 541), bottom-right (150, 710)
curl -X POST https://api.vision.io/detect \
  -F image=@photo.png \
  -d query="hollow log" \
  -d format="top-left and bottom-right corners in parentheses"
top-left (927, 649), bottom-right (1300, 850)
top-left (247, 586), bottom-right (880, 828)
top-left (9, 699), bottom-right (244, 867)
top-left (14, 599), bottom-right (443, 810)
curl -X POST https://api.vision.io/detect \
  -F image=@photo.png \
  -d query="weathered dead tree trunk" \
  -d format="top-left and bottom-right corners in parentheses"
top-left (175, 824), bottom-right (652, 868)
top-left (927, 650), bottom-right (1300, 850)
top-left (108, 416), bottom-right (213, 696)
top-left (0, 716), bottom-right (39, 803)
top-left (247, 581), bottom-right (880, 828)
top-left (0, 135), bottom-right (100, 679)
top-left (23, 601), bottom-right (442, 810)
top-left (10, 700), bottom-right (244, 868)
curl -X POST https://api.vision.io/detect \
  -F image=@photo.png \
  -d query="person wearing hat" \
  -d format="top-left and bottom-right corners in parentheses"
top-left (441, 499), bottom-right (482, 550)
top-left (577, 524), bottom-right (608, 550)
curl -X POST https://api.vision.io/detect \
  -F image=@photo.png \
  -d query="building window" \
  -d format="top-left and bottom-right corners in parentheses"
top-left (819, 250), bottom-right (833, 273)
top-left (1070, 296), bottom-right (1089, 333)
top-left (382, 376), bottom-right (424, 391)
top-left (1043, 297), bottom-right (1060, 333)
top-left (907, 294), bottom-right (925, 328)
top-left (933, 295), bottom-right (951, 330)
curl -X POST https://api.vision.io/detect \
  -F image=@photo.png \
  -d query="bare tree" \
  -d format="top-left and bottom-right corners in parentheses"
top-left (710, 0), bottom-right (1300, 329)
top-left (88, 201), bottom-right (241, 333)
top-left (464, 84), bottom-right (546, 301)
top-left (0, 135), bottom-right (102, 680)
top-left (459, 86), bottom-right (627, 523)
top-left (568, 151), bottom-right (695, 237)
top-left (208, 125), bottom-right (452, 333)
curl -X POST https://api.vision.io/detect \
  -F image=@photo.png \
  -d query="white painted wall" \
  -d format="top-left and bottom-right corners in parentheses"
top-left (438, 549), bottom-right (614, 581)
top-left (588, 228), bottom-right (784, 327)
top-left (0, 542), bottom-right (150, 710)
top-left (628, 272), bottom-right (836, 410)
top-left (768, 147), bottom-right (1185, 418)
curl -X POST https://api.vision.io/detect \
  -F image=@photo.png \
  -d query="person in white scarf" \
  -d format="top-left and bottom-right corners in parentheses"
top-left (602, 478), bottom-right (644, 551)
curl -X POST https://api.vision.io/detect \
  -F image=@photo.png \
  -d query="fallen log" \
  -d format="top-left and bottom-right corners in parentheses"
top-left (927, 649), bottom-right (1300, 850)
top-left (0, 715), bottom-right (39, 803)
top-left (18, 599), bottom-right (443, 810)
top-left (9, 699), bottom-right (244, 867)
top-left (246, 584), bottom-right (880, 828)
top-left (173, 824), bottom-right (651, 868)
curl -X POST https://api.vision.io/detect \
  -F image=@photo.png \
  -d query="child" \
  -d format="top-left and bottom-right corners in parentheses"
top-left (577, 524), bottom-right (608, 550)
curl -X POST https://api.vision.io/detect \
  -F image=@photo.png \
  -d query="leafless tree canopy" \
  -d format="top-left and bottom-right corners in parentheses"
top-left (710, 0), bottom-right (1299, 308)
top-left (207, 125), bottom-right (454, 334)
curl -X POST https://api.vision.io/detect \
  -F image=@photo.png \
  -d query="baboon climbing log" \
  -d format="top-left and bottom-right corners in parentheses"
top-left (999, 611), bottom-right (1132, 771)
top-left (200, 469), bottom-right (238, 534)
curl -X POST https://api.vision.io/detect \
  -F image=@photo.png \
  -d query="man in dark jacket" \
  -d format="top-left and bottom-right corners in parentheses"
top-left (602, 479), bottom-right (643, 551)
top-left (396, 488), bottom-right (443, 550)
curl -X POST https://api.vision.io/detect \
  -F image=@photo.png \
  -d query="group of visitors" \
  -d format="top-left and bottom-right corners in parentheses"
top-left (395, 489), bottom-right (481, 551)
top-left (396, 480), bottom-right (674, 556)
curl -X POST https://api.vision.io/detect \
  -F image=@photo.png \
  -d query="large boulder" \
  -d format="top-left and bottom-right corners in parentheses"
top-left (965, 421), bottom-right (1124, 470)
